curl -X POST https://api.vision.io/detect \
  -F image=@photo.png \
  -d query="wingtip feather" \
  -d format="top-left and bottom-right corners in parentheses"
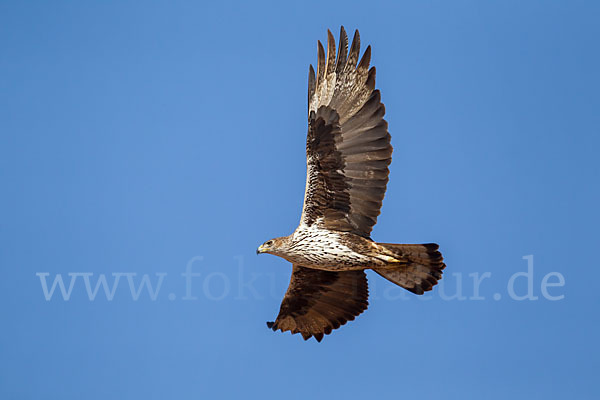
top-left (347, 29), bottom-right (361, 67)
top-left (336, 26), bottom-right (349, 73)
top-left (317, 40), bottom-right (326, 83)
top-left (358, 45), bottom-right (371, 72)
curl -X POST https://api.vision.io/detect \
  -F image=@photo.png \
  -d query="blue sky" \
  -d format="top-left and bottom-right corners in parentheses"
top-left (1, 1), bottom-right (599, 399)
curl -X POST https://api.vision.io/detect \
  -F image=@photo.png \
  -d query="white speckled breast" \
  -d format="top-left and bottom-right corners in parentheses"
top-left (285, 221), bottom-right (375, 270)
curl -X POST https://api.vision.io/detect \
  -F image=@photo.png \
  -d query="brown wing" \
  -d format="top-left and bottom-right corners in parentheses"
top-left (267, 265), bottom-right (369, 342)
top-left (300, 27), bottom-right (392, 238)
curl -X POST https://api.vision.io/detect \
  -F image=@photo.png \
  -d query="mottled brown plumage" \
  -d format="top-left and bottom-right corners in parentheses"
top-left (266, 266), bottom-right (368, 342)
top-left (257, 27), bottom-right (446, 342)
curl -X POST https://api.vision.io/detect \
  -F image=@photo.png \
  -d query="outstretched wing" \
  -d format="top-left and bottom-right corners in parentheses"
top-left (300, 27), bottom-right (392, 238)
top-left (267, 265), bottom-right (369, 342)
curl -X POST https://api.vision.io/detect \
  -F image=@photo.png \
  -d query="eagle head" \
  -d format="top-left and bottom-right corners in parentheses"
top-left (257, 237), bottom-right (289, 255)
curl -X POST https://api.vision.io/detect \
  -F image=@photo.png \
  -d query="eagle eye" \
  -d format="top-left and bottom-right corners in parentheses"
top-left (266, 240), bottom-right (273, 246)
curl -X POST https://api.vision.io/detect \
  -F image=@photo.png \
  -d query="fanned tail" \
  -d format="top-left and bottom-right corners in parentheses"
top-left (373, 243), bottom-right (445, 295)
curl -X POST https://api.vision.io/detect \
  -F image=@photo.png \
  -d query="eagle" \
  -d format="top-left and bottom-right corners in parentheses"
top-left (257, 27), bottom-right (445, 342)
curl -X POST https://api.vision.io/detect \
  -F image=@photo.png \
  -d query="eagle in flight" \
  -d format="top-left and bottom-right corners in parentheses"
top-left (257, 27), bottom-right (445, 342)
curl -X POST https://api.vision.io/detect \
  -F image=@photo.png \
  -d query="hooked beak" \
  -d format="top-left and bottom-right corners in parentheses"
top-left (256, 245), bottom-right (264, 255)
